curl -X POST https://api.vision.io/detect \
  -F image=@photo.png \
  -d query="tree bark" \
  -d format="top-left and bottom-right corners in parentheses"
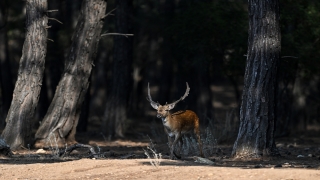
top-left (35, 0), bottom-right (107, 146)
top-left (77, 79), bottom-right (91, 132)
top-left (103, 0), bottom-right (133, 138)
top-left (232, 0), bottom-right (281, 159)
top-left (1, 0), bottom-right (48, 150)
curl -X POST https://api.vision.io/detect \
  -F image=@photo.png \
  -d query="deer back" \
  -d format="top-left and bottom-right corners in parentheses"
top-left (169, 110), bottom-right (199, 133)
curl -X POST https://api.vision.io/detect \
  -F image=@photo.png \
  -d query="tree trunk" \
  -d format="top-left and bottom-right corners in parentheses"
top-left (193, 58), bottom-right (214, 126)
top-left (232, 0), bottom-right (281, 159)
top-left (37, 0), bottom-right (65, 120)
top-left (103, 0), bottom-right (133, 138)
top-left (35, 0), bottom-right (107, 146)
top-left (1, 0), bottom-right (48, 150)
top-left (77, 78), bottom-right (91, 132)
top-left (157, 0), bottom-right (175, 103)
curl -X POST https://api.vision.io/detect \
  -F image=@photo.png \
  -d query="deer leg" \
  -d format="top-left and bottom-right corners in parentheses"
top-left (171, 132), bottom-right (182, 160)
top-left (195, 128), bottom-right (204, 157)
top-left (164, 127), bottom-right (173, 152)
top-left (173, 137), bottom-right (183, 159)
top-left (177, 136), bottom-right (183, 157)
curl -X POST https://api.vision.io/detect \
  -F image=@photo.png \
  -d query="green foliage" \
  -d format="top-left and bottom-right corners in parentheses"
top-left (166, 0), bottom-right (248, 77)
top-left (281, 0), bottom-right (320, 78)
top-left (164, 0), bottom-right (320, 79)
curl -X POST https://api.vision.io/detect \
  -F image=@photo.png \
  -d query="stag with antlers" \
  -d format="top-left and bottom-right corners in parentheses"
top-left (147, 82), bottom-right (204, 159)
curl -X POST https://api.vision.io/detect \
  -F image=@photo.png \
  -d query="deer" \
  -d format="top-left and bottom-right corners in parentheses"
top-left (147, 82), bottom-right (204, 159)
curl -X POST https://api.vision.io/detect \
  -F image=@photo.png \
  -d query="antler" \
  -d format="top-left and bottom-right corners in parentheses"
top-left (146, 83), bottom-right (160, 109)
top-left (167, 82), bottom-right (190, 110)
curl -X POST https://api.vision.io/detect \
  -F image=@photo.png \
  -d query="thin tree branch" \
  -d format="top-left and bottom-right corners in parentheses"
top-left (101, 8), bottom-right (117, 19)
top-left (243, 54), bottom-right (299, 59)
top-left (281, 56), bottom-right (298, 59)
top-left (48, 17), bottom-right (63, 24)
top-left (101, 33), bottom-right (134, 38)
top-left (47, 9), bottom-right (59, 13)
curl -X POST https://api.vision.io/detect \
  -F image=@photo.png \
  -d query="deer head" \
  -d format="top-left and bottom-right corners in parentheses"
top-left (146, 82), bottom-right (190, 119)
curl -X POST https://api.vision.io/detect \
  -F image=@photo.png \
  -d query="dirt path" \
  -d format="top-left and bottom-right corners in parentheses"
top-left (0, 158), bottom-right (319, 180)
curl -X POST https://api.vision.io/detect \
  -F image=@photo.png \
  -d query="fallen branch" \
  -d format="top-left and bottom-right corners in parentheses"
top-left (58, 143), bottom-right (98, 158)
top-left (193, 156), bottom-right (215, 165)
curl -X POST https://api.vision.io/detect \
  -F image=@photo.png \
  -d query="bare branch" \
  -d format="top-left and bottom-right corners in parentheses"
top-left (244, 54), bottom-right (298, 59)
top-left (58, 143), bottom-right (99, 158)
top-left (47, 9), bottom-right (59, 13)
top-left (48, 17), bottom-right (63, 24)
top-left (101, 8), bottom-right (117, 19)
top-left (47, 38), bottom-right (54, 42)
top-left (281, 56), bottom-right (298, 59)
top-left (101, 33), bottom-right (134, 38)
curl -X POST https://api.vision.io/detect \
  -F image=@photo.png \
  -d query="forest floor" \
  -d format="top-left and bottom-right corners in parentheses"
top-left (0, 132), bottom-right (320, 180)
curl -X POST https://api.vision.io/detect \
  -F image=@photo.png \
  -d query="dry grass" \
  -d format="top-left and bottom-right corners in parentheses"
top-left (143, 136), bottom-right (162, 168)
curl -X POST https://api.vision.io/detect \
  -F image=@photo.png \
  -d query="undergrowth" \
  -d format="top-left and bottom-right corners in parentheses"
top-left (143, 136), bottom-right (162, 168)
top-left (46, 133), bottom-right (65, 158)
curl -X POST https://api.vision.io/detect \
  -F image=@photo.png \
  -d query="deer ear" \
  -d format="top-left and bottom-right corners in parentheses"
top-left (167, 103), bottom-right (175, 110)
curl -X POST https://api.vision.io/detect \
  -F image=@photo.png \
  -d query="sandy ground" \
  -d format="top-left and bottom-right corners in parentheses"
top-left (0, 158), bottom-right (320, 180)
top-left (1, 134), bottom-right (320, 180)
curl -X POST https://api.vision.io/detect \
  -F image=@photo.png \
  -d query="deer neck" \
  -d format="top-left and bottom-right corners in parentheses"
top-left (161, 111), bottom-right (172, 124)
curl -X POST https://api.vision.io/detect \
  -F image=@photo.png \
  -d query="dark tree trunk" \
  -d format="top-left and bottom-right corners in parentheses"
top-left (232, 0), bottom-right (281, 159)
top-left (0, 0), bottom-right (14, 128)
top-left (103, 0), bottom-right (133, 138)
top-left (77, 77), bottom-right (91, 132)
top-left (158, 0), bottom-right (175, 104)
top-left (1, 0), bottom-right (48, 150)
top-left (37, 0), bottom-right (65, 120)
top-left (275, 59), bottom-right (297, 137)
top-left (177, 55), bottom-right (214, 127)
top-left (35, 0), bottom-right (107, 146)
top-left (193, 59), bottom-right (214, 126)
